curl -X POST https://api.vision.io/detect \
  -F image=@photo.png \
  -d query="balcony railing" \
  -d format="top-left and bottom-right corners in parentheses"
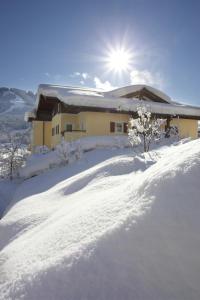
top-left (62, 129), bottom-right (87, 141)
top-left (61, 129), bottom-right (86, 134)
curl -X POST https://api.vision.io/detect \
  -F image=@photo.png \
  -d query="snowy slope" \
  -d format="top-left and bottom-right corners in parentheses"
top-left (0, 140), bottom-right (200, 300)
top-left (0, 88), bottom-right (35, 115)
top-left (0, 87), bottom-right (35, 137)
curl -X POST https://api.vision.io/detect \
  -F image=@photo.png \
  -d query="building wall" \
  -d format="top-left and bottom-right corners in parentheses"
top-left (50, 112), bottom-right (130, 146)
top-left (79, 111), bottom-right (130, 136)
top-left (43, 122), bottom-right (52, 148)
top-left (64, 131), bottom-right (87, 142)
top-left (31, 120), bottom-right (52, 151)
top-left (31, 113), bottom-right (199, 152)
top-left (60, 113), bottom-right (79, 132)
top-left (51, 113), bottom-right (62, 147)
top-left (171, 118), bottom-right (198, 139)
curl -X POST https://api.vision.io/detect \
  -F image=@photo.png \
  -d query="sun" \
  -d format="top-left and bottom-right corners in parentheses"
top-left (106, 47), bottom-right (132, 73)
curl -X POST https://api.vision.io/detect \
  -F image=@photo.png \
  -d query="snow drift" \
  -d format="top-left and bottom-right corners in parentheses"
top-left (0, 140), bottom-right (200, 300)
top-left (19, 135), bottom-right (131, 179)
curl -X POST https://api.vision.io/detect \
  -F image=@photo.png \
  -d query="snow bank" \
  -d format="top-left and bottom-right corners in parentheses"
top-left (19, 135), bottom-right (131, 178)
top-left (0, 180), bottom-right (18, 218)
top-left (1, 140), bottom-right (200, 299)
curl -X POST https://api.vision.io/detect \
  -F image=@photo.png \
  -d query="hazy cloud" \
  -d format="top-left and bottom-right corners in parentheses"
top-left (82, 73), bottom-right (89, 80)
top-left (94, 77), bottom-right (116, 91)
top-left (70, 72), bottom-right (89, 80)
top-left (130, 69), bottom-right (164, 89)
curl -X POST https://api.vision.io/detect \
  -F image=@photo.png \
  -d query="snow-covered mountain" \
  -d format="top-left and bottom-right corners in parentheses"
top-left (0, 87), bottom-right (35, 136)
top-left (0, 138), bottom-right (200, 299)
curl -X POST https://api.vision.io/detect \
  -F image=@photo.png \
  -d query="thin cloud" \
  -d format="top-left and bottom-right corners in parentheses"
top-left (82, 73), bottom-right (89, 80)
top-left (70, 72), bottom-right (89, 80)
top-left (130, 69), bottom-right (164, 89)
top-left (94, 77), bottom-right (116, 91)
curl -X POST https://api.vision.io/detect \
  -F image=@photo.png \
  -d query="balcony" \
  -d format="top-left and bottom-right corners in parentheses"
top-left (62, 129), bottom-right (87, 142)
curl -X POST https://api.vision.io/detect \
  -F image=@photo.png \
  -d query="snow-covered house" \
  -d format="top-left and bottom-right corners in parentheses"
top-left (26, 84), bottom-right (200, 151)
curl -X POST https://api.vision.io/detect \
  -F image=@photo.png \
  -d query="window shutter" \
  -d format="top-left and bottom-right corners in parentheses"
top-left (110, 122), bottom-right (115, 132)
top-left (123, 122), bottom-right (128, 133)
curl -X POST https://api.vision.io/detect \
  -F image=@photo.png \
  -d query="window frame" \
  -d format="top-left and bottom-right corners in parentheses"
top-left (65, 123), bottom-right (73, 132)
top-left (115, 122), bottom-right (124, 134)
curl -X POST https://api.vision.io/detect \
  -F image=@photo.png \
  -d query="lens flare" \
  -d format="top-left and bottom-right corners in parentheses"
top-left (106, 47), bottom-right (132, 73)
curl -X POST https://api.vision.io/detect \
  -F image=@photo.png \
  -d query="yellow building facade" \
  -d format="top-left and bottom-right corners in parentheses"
top-left (31, 111), bottom-right (130, 150)
top-left (27, 84), bottom-right (200, 152)
top-left (31, 111), bottom-right (198, 151)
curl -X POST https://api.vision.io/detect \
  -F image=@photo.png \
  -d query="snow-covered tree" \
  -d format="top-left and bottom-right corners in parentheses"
top-left (128, 106), bottom-right (163, 152)
top-left (0, 131), bottom-right (27, 180)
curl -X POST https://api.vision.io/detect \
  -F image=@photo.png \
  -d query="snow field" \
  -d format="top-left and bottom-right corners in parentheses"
top-left (0, 139), bottom-right (200, 299)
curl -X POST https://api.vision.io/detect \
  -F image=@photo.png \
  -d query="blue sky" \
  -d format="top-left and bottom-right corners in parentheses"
top-left (0, 0), bottom-right (200, 105)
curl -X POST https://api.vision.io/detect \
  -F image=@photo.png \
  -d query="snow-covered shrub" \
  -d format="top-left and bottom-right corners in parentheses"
top-left (165, 125), bottom-right (179, 139)
top-left (56, 140), bottom-right (71, 164)
top-left (128, 106), bottom-right (163, 152)
top-left (74, 141), bottom-right (83, 160)
top-left (35, 145), bottom-right (50, 154)
top-left (0, 132), bottom-right (28, 180)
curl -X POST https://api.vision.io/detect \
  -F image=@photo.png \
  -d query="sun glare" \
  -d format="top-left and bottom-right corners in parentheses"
top-left (106, 47), bottom-right (132, 73)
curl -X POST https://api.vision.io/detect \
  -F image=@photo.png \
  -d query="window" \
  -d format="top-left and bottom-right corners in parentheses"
top-left (52, 128), bottom-right (55, 136)
top-left (115, 122), bottom-right (123, 133)
top-left (65, 123), bottom-right (73, 132)
top-left (80, 121), bottom-right (85, 131)
top-left (110, 122), bottom-right (128, 133)
top-left (55, 125), bottom-right (59, 135)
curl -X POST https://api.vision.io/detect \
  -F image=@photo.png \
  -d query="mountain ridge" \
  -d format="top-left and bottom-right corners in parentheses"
top-left (0, 87), bottom-right (35, 137)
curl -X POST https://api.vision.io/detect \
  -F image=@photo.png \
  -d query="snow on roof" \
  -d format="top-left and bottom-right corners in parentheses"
top-left (105, 84), bottom-right (172, 103)
top-left (24, 110), bottom-right (36, 122)
top-left (35, 84), bottom-right (200, 118)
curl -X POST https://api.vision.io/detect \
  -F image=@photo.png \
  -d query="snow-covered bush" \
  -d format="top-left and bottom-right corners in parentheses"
top-left (35, 145), bottom-right (50, 154)
top-left (20, 136), bottom-right (131, 179)
top-left (56, 140), bottom-right (71, 164)
top-left (74, 141), bottom-right (83, 160)
top-left (128, 106), bottom-right (163, 152)
top-left (0, 132), bottom-right (28, 180)
top-left (165, 125), bottom-right (179, 139)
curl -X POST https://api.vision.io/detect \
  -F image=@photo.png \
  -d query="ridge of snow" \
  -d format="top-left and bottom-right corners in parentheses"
top-left (0, 139), bottom-right (200, 299)
top-left (19, 135), bottom-right (131, 178)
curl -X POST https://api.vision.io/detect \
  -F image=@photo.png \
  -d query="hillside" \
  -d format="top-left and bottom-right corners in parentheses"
top-left (0, 87), bottom-right (35, 139)
top-left (0, 140), bottom-right (200, 299)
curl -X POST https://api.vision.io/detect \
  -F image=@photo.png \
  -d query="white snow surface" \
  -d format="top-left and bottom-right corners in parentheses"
top-left (1, 139), bottom-right (200, 299)
top-left (19, 135), bottom-right (131, 178)
top-left (106, 84), bottom-right (172, 103)
top-left (34, 84), bottom-right (200, 118)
